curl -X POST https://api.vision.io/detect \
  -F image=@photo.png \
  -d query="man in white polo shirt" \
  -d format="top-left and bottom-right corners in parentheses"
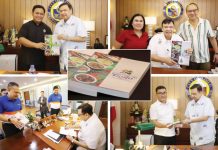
top-left (178, 3), bottom-right (218, 70)
top-left (54, 2), bottom-right (87, 71)
top-left (148, 18), bottom-right (193, 68)
top-left (183, 84), bottom-right (215, 148)
top-left (66, 103), bottom-right (106, 150)
top-left (150, 85), bottom-right (177, 145)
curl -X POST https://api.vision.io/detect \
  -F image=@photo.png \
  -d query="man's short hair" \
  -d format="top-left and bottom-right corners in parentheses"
top-left (53, 85), bottom-right (59, 90)
top-left (32, 5), bottom-right (45, 13)
top-left (7, 82), bottom-right (19, 90)
top-left (186, 3), bottom-right (199, 12)
top-left (1, 88), bottom-right (6, 93)
top-left (190, 84), bottom-right (202, 92)
top-left (156, 85), bottom-right (166, 93)
top-left (59, 2), bottom-right (73, 13)
top-left (162, 18), bottom-right (174, 27)
top-left (77, 103), bottom-right (93, 116)
top-left (41, 91), bottom-right (44, 93)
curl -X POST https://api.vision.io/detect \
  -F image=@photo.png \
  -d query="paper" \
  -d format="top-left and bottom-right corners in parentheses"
top-left (59, 127), bottom-right (77, 137)
top-left (43, 129), bottom-right (63, 144)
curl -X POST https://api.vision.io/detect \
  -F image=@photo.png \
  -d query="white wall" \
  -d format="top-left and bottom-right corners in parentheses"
top-left (21, 78), bottom-right (68, 108)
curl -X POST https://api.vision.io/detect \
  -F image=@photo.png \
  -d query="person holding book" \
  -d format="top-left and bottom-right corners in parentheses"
top-left (113, 13), bottom-right (149, 49)
top-left (54, 2), bottom-right (87, 71)
top-left (18, 5), bottom-right (52, 71)
top-left (148, 18), bottom-right (193, 68)
top-left (183, 84), bottom-right (215, 148)
top-left (178, 3), bottom-right (218, 70)
top-left (0, 82), bottom-right (24, 137)
top-left (66, 103), bottom-right (106, 150)
top-left (37, 91), bottom-right (48, 118)
top-left (150, 85), bottom-right (179, 145)
top-left (48, 85), bottom-right (62, 116)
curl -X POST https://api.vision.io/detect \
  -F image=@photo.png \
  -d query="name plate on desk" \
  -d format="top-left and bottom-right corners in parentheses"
top-left (0, 54), bottom-right (18, 71)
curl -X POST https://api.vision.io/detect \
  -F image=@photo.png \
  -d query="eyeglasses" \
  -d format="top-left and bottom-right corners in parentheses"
top-left (156, 92), bottom-right (167, 95)
top-left (187, 9), bottom-right (198, 13)
top-left (78, 113), bottom-right (84, 117)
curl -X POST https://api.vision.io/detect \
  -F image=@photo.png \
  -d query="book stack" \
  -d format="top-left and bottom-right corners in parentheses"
top-left (68, 51), bottom-right (150, 98)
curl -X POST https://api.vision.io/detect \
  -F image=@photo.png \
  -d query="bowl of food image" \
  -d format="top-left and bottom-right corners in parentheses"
top-left (74, 73), bottom-right (97, 84)
top-left (68, 56), bottom-right (86, 67)
top-left (96, 58), bottom-right (113, 66)
top-left (87, 61), bottom-right (105, 70)
top-left (77, 65), bottom-right (90, 73)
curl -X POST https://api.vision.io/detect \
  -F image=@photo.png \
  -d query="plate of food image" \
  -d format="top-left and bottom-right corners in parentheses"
top-left (77, 65), bottom-right (90, 73)
top-left (74, 73), bottom-right (97, 84)
top-left (87, 61), bottom-right (105, 70)
top-left (96, 58), bottom-right (113, 66)
top-left (68, 56), bottom-right (86, 67)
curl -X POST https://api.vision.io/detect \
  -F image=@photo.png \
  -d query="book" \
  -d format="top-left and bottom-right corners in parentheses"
top-left (44, 129), bottom-right (64, 144)
top-left (44, 35), bottom-right (61, 56)
top-left (69, 52), bottom-right (150, 98)
top-left (59, 127), bottom-right (77, 137)
top-left (68, 51), bottom-right (98, 96)
top-left (171, 41), bottom-right (191, 66)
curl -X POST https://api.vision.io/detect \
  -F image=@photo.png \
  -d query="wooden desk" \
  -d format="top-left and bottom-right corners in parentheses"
top-left (1, 44), bottom-right (60, 71)
top-left (126, 126), bottom-right (190, 145)
top-left (152, 67), bottom-right (208, 74)
top-left (0, 70), bottom-right (61, 74)
top-left (0, 129), bottom-right (51, 150)
top-left (33, 119), bottom-right (72, 150)
top-left (148, 145), bottom-right (218, 150)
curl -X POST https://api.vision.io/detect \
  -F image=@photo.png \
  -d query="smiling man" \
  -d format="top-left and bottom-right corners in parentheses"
top-left (183, 84), bottom-right (215, 148)
top-left (54, 2), bottom-right (87, 71)
top-left (18, 5), bottom-right (52, 71)
top-left (178, 3), bottom-right (218, 70)
top-left (149, 85), bottom-right (177, 145)
top-left (148, 18), bottom-right (193, 68)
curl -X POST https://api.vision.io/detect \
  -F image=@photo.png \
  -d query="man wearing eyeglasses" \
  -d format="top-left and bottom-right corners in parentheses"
top-left (178, 3), bottom-right (218, 70)
top-left (150, 85), bottom-right (177, 145)
top-left (66, 103), bottom-right (106, 150)
top-left (0, 82), bottom-right (24, 137)
top-left (183, 84), bottom-right (215, 148)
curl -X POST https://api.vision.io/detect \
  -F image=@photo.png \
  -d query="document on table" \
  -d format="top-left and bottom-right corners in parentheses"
top-left (44, 129), bottom-right (64, 143)
top-left (60, 127), bottom-right (77, 137)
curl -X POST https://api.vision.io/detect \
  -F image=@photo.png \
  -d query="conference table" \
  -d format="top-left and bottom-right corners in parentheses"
top-left (152, 67), bottom-right (209, 74)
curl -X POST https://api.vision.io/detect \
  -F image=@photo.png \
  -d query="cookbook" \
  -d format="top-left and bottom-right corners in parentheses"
top-left (44, 35), bottom-right (61, 56)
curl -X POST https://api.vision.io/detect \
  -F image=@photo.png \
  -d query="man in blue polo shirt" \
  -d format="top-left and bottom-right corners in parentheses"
top-left (48, 85), bottom-right (62, 116)
top-left (0, 82), bottom-right (24, 137)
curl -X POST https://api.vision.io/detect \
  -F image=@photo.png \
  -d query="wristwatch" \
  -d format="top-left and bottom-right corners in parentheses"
top-left (8, 118), bottom-right (11, 122)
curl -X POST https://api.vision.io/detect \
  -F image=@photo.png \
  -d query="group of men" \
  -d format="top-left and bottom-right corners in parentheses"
top-left (0, 82), bottom-right (106, 150)
top-left (18, 2), bottom-right (87, 72)
top-left (150, 84), bottom-right (215, 149)
top-left (149, 3), bottom-right (218, 70)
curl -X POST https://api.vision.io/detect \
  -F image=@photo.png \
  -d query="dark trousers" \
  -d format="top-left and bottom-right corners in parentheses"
top-left (187, 62), bottom-right (210, 70)
top-left (40, 111), bottom-right (48, 118)
top-left (51, 108), bottom-right (60, 116)
top-left (2, 123), bottom-right (23, 138)
top-left (154, 134), bottom-right (176, 145)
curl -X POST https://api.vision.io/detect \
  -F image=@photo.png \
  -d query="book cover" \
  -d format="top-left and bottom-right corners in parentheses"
top-left (44, 35), bottom-right (61, 56)
top-left (72, 52), bottom-right (120, 87)
top-left (99, 58), bottom-right (150, 98)
top-left (171, 41), bottom-right (191, 66)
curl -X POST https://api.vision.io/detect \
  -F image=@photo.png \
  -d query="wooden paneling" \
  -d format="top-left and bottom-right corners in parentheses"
top-left (0, 0), bottom-right (108, 47)
top-left (119, 76), bottom-right (218, 144)
top-left (115, 0), bottom-right (218, 36)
